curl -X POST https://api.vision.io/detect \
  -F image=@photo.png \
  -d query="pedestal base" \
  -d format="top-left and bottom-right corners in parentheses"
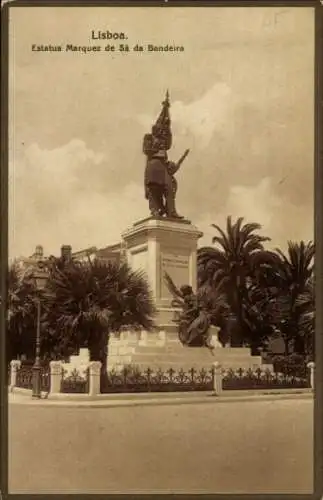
top-left (107, 329), bottom-right (267, 373)
top-left (122, 216), bottom-right (203, 330)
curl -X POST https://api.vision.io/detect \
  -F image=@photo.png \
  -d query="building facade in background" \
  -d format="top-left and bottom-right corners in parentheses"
top-left (15, 241), bottom-right (124, 272)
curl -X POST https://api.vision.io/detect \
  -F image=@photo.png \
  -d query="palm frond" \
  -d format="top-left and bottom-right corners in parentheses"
top-left (163, 272), bottom-right (184, 300)
top-left (211, 223), bottom-right (231, 253)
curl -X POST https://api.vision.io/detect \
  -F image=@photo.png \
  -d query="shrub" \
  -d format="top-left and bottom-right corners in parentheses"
top-left (264, 353), bottom-right (308, 378)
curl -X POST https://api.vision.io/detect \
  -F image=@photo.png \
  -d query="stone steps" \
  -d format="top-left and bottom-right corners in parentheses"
top-left (132, 353), bottom-right (215, 363)
top-left (127, 344), bottom-right (264, 370)
top-left (107, 334), bottom-right (273, 373)
top-left (133, 345), bottom-right (256, 356)
top-left (129, 352), bottom-right (262, 364)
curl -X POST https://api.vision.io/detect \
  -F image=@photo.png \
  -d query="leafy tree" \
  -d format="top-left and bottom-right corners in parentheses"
top-left (198, 216), bottom-right (279, 350)
top-left (43, 257), bottom-right (156, 377)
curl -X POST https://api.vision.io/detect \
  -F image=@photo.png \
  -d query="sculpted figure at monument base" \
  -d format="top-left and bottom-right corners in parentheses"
top-left (164, 274), bottom-right (218, 354)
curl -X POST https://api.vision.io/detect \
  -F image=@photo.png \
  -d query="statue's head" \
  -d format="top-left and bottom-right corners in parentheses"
top-left (180, 284), bottom-right (193, 297)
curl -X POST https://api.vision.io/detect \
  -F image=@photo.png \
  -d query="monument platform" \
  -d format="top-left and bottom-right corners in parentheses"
top-left (107, 330), bottom-right (272, 373)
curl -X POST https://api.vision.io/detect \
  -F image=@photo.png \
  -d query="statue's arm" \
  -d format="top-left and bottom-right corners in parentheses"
top-left (167, 161), bottom-right (179, 175)
top-left (167, 149), bottom-right (190, 175)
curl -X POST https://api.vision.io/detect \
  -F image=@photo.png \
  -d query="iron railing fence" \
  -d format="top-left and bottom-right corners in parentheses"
top-left (15, 365), bottom-right (50, 392)
top-left (12, 362), bottom-right (311, 394)
top-left (101, 367), bottom-right (215, 393)
top-left (60, 367), bottom-right (89, 394)
top-left (16, 366), bottom-right (32, 389)
top-left (222, 367), bottom-right (310, 390)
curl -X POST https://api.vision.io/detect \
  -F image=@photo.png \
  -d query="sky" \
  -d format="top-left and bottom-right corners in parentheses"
top-left (8, 6), bottom-right (315, 259)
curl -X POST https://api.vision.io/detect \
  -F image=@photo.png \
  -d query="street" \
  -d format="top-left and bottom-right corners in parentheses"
top-left (9, 398), bottom-right (313, 494)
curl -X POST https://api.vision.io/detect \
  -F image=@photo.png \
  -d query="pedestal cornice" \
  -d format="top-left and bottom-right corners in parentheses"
top-left (122, 216), bottom-right (203, 241)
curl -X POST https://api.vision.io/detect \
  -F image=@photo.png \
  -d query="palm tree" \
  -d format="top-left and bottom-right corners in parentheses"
top-left (44, 257), bottom-right (156, 378)
top-left (270, 241), bottom-right (315, 355)
top-left (276, 241), bottom-right (314, 290)
top-left (297, 278), bottom-right (315, 357)
top-left (198, 216), bottom-right (279, 349)
top-left (7, 262), bottom-right (38, 361)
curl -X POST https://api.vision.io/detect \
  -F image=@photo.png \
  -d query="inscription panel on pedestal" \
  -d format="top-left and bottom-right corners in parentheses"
top-left (160, 248), bottom-right (190, 299)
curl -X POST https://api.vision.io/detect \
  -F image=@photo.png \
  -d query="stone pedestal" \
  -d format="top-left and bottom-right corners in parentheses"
top-left (89, 361), bottom-right (102, 396)
top-left (307, 362), bottom-right (315, 391)
top-left (213, 362), bottom-right (223, 396)
top-left (49, 361), bottom-right (63, 394)
top-left (9, 360), bottom-right (21, 392)
top-left (122, 216), bottom-right (203, 332)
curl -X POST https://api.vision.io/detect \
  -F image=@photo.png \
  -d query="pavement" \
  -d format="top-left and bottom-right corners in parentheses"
top-left (8, 388), bottom-right (313, 408)
top-left (8, 396), bottom-right (314, 494)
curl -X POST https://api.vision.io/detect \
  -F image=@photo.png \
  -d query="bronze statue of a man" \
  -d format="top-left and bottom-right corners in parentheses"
top-left (143, 91), bottom-right (190, 220)
top-left (144, 148), bottom-right (189, 219)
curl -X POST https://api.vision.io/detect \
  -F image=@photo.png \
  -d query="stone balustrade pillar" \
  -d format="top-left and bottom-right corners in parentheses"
top-left (307, 362), bottom-right (315, 391)
top-left (158, 330), bottom-right (166, 345)
top-left (213, 361), bottom-right (223, 396)
top-left (139, 330), bottom-right (148, 346)
top-left (89, 361), bottom-right (102, 396)
top-left (9, 360), bottom-right (21, 392)
top-left (49, 361), bottom-right (63, 394)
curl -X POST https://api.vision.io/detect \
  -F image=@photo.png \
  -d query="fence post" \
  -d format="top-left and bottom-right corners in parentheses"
top-left (139, 330), bottom-right (148, 346)
top-left (9, 360), bottom-right (21, 392)
top-left (49, 361), bottom-right (63, 394)
top-left (213, 361), bottom-right (223, 396)
top-left (307, 362), bottom-right (315, 391)
top-left (158, 330), bottom-right (166, 345)
top-left (89, 361), bottom-right (102, 396)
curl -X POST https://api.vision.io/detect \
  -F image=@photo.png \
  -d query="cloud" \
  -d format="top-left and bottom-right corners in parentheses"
top-left (138, 83), bottom-right (234, 151)
top-left (197, 177), bottom-right (313, 251)
top-left (225, 178), bottom-right (282, 230)
top-left (9, 140), bottom-right (146, 258)
top-left (171, 83), bottom-right (234, 149)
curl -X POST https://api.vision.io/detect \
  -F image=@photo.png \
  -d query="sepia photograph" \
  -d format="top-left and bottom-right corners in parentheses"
top-left (3, 2), bottom-right (319, 495)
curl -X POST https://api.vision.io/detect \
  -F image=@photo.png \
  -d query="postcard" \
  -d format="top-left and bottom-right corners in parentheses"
top-left (5, 3), bottom-right (316, 495)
